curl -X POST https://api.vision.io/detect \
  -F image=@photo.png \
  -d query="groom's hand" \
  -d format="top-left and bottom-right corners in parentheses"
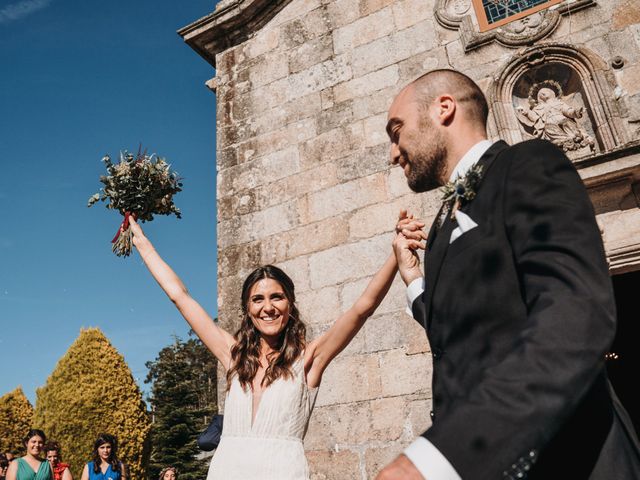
top-left (393, 210), bottom-right (425, 286)
top-left (395, 209), bottom-right (426, 242)
top-left (376, 455), bottom-right (425, 480)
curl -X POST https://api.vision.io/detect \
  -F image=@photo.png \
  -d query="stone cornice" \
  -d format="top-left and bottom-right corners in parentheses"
top-left (177, 0), bottom-right (293, 67)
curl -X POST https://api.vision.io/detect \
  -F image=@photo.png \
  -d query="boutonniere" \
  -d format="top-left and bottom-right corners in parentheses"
top-left (440, 164), bottom-right (483, 219)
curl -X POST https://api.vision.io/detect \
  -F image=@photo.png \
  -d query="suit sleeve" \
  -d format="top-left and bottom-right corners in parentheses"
top-left (423, 140), bottom-right (616, 479)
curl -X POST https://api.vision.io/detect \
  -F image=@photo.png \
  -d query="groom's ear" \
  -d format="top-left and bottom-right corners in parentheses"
top-left (434, 94), bottom-right (456, 126)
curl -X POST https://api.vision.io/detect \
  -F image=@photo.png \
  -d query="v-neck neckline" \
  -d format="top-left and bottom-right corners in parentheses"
top-left (249, 383), bottom-right (269, 429)
top-left (22, 459), bottom-right (42, 475)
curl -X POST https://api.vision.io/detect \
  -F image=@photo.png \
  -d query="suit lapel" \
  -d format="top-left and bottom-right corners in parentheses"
top-left (422, 141), bottom-right (509, 329)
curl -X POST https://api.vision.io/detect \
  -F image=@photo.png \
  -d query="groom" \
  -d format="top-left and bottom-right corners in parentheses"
top-left (376, 69), bottom-right (640, 479)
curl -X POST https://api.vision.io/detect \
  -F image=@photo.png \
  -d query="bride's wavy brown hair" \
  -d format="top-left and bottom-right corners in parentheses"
top-left (226, 265), bottom-right (306, 391)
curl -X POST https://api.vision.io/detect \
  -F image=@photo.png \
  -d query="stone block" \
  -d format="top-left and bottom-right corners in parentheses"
top-left (604, 30), bottom-right (640, 65)
top-left (362, 310), bottom-right (415, 355)
top-left (272, 0), bottom-right (323, 27)
top-left (320, 88), bottom-right (335, 110)
top-left (301, 173), bottom-right (388, 225)
top-left (336, 143), bottom-right (389, 182)
top-left (618, 64), bottom-right (640, 96)
top-left (218, 241), bottom-right (262, 277)
top-left (217, 146), bottom-right (300, 197)
top-left (397, 48), bottom-right (448, 86)
top-left (407, 398), bottom-right (432, 437)
top-left (219, 201), bottom-right (299, 249)
top-left (289, 34), bottom-right (335, 74)
top-left (300, 122), bottom-right (364, 168)
top-left (247, 52), bottom-right (289, 90)
top-left (385, 165), bottom-right (413, 198)
top-left (326, 0), bottom-right (361, 30)
top-left (308, 234), bottom-right (390, 289)
top-left (347, 194), bottom-right (423, 240)
top-left (333, 7), bottom-right (395, 55)
top-left (305, 319), bottom-right (367, 358)
top-left (287, 116), bottom-right (319, 144)
top-left (306, 402), bottom-right (372, 449)
top-left (363, 112), bottom-right (388, 147)
top-left (216, 145), bottom-right (238, 170)
top-left (317, 100), bottom-right (355, 134)
top-left (365, 444), bottom-right (403, 479)
top-left (315, 353), bottom-right (383, 406)
top-left (445, 40), bottom-right (512, 80)
top-left (391, 0), bottom-right (433, 30)
top-left (306, 448), bottom-right (361, 480)
top-left (359, 0), bottom-right (395, 16)
top-left (297, 285), bottom-right (341, 326)
top-left (378, 349), bottom-right (431, 397)
top-left (216, 273), bottom-right (245, 324)
top-left (255, 161), bottom-right (339, 213)
top-left (287, 55), bottom-right (353, 101)
top-left (369, 395), bottom-right (410, 441)
top-left (243, 27), bottom-right (280, 60)
top-left (260, 215), bottom-right (351, 264)
top-left (334, 64), bottom-right (400, 103)
top-left (352, 86), bottom-right (395, 121)
top-left (276, 255), bottom-right (312, 293)
top-left (350, 20), bottom-right (436, 77)
top-left (339, 271), bottom-right (407, 320)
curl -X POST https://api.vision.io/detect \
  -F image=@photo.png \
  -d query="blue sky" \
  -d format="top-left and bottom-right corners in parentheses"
top-left (0, 0), bottom-right (219, 404)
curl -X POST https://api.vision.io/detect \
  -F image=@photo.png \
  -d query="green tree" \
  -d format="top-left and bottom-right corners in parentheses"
top-left (145, 333), bottom-right (217, 480)
top-left (0, 387), bottom-right (35, 456)
top-left (34, 328), bottom-right (151, 480)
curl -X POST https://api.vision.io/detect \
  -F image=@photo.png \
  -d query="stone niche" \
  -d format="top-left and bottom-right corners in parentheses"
top-left (490, 43), bottom-right (628, 162)
top-left (513, 64), bottom-right (598, 160)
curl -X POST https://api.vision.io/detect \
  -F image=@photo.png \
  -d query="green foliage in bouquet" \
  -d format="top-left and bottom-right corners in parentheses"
top-left (88, 149), bottom-right (182, 257)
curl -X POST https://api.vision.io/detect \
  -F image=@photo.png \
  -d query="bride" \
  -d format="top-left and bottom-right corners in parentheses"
top-left (129, 212), bottom-right (424, 480)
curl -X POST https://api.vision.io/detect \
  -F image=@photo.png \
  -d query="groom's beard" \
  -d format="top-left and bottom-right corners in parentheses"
top-left (407, 128), bottom-right (448, 193)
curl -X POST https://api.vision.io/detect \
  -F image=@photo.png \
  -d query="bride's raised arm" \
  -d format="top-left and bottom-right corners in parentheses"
top-left (305, 211), bottom-right (425, 388)
top-left (130, 217), bottom-right (235, 370)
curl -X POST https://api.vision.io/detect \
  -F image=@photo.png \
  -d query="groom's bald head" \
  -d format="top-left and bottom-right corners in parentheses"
top-left (409, 69), bottom-right (489, 130)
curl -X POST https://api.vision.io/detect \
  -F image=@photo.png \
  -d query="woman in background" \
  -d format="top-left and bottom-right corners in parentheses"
top-left (43, 442), bottom-right (71, 480)
top-left (5, 430), bottom-right (51, 480)
top-left (0, 453), bottom-right (9, 480)
top-left (158, 467), bottom-right (176, 480)
top-left (79, 434), bottom-right (126, 480)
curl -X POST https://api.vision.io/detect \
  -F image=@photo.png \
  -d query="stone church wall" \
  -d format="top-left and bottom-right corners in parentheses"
top-left (180, 0), bottom-right (640, 477)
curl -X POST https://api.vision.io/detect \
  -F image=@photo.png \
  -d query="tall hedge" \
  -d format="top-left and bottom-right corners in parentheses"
top-left (0, 387), bottom-right (35, 455)
top-left (34, 328), bottom-right (151, 480)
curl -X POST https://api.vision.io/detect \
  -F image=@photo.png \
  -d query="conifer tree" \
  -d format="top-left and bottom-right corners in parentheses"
top-left (145, 334), bottom-right (217, 480)
top-left (34, 328), bottom-right (151, 480)
top-left (0, 387), bottom-right (35, 456)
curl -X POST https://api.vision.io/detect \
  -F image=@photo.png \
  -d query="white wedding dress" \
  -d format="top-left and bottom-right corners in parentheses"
top-left (206, 356), bottom-right (319, 480)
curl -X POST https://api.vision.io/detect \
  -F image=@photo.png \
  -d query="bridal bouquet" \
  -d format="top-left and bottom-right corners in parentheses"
top-left (88, 149), bottom-right (182, 257)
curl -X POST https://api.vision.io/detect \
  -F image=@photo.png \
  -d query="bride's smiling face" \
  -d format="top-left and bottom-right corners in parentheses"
top-left (247, 278), bottom-right (291, 340)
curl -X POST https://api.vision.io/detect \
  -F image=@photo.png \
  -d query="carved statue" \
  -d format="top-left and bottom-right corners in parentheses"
top-left (516, 80), bottom-right (595, 153)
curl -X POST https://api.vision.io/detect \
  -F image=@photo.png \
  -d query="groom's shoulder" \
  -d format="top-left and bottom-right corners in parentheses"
top-left (495, 139), bottom-right (574, 179)
top-left (501, 138), bottom-right (569, 164)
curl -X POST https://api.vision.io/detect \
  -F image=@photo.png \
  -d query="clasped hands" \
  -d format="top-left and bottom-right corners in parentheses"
top-left (393, 209), bottom-right (427, 286)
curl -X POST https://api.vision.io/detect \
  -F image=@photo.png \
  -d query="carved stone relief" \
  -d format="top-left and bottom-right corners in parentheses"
top-left (490, 44), bottom-right (629, 163)
top-left (514, 76), bottom-right (596, 158)
top-left (434, 0), bottom-right (596, 52)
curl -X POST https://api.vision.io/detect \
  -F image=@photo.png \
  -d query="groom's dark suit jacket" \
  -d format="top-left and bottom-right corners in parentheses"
top-left (411, 139), bottom-right (640, 479)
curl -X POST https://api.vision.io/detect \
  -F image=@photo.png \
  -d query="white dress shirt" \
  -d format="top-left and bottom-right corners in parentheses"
top-left (403, 139), bottom-right (494, 480)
